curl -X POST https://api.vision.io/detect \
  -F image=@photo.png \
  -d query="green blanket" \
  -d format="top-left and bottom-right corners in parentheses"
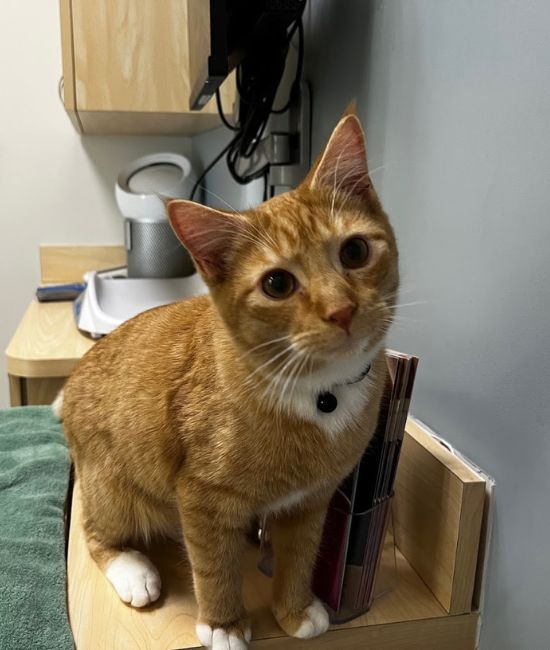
top-left (0, 406), bottom-right (73, 650)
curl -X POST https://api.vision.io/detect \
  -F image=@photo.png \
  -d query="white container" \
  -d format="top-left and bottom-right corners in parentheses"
top-left (75, 268), bottom-right (208, 338)
top-left (115, 153), bottom-right (194, 278)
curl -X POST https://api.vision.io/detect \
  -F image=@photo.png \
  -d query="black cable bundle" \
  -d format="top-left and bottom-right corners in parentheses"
top-left (190, 0), bottom-right (306, 202)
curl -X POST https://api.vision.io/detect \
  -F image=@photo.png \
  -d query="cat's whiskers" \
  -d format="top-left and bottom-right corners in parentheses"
top-left (333, 170), bottom-right (369, 208)
top-left (263, 351), bottom-right (301, 413)
top-left (269, 339), bottom-right (311, 406)
top-left (241, 350), bottom-right (297, 408)
top-left (276, 339), bottom-right (317, 415)
top-left (242, 343), bottom-right (296, 385)
top-left (285, 353), bottom-right (308, 414)
top-left (276, 350), bottom-right (307, 414)
top-left (367, 163), bottom-right (388, 177)
top-left (240, 331), bottom-right (317, 406)
top-left (271, 331), bottom-right (314, 350)
top-left (330, 152), bottom-right (346, 220)
top-left (330, 163), bottom-right (389, 216)
top-left (330, 166), bottom-right (365, 217)
top-left (391, 300), bottom-right (428, 309)
top-left (181, 181), bottom-right (281, 252)
top-left (186, 226), bottom-right (268, 251)
top-left (270, 357), bottom-right (299, 414)
top-left (287, 351), bottom-right (311, 413)
top-left (181, 184), bottom-right (279, 251)
top-left (377, 297), bottom-right (425, 332)
top-left (246, 350), bottom-right (290, 398)
top-left (315, 143), bottom-right (364, 185)
top-left (191, 185), bottom-right (245, 217)
top-left (382, 286), bottom-right (421, 303)
top-left (348, 171), bottom-right (373, 198)
top-left (237, 334), bottom-right (293, 362)
top-left (246, 218), bottom-right (279, 252)
top-left (381, 315), bottom-right (421, 324)
top-left (185, 221), bottom-right (267, 245)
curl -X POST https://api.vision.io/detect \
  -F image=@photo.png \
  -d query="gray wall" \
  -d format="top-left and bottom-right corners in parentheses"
top-left (191, 127), bottom-right (263, 211)
top-left (302, 1), bottom-right (550, 648)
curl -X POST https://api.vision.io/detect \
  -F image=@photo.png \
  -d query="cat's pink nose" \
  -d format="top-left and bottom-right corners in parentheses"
top-left (326, 302), bottom-right (357, 334)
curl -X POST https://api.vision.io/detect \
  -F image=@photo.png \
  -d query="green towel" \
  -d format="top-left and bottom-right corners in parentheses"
top-left (0, 406), bottom-right (73, 650)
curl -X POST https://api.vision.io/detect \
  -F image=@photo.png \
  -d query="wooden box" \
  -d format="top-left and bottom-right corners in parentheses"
top-left (66, 418), bottom-right (487, 649)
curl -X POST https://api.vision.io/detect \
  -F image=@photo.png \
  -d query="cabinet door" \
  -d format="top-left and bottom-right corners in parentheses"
top-left (61, 0), bottom-right (235, 134)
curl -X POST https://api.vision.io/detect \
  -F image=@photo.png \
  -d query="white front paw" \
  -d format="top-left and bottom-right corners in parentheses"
top-left (196, 623), bottom-right (251, 649)
top-left (294, 598), bottom-right (330, 639)
top-left (105, 550), bottom-right (161, 608)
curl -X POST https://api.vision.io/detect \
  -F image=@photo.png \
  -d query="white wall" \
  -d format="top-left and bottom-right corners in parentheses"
top-left (304, 2), bottom-right (550, 649)
top-left (0, 1), bottom-right (192, 407)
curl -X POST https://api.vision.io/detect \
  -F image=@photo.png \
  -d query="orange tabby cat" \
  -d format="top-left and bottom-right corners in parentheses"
top-left (58, 112), bottom-right (398, 649)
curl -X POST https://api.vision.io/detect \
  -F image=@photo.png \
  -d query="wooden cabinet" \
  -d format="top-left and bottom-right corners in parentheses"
top-left (59, 0), bottom-right (235, 134)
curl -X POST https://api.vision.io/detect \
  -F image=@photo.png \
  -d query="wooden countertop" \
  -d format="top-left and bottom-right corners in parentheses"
top-left (5, 300), bottom-right (95, 378)
top-left (6, 245), bottom-right (125, 380)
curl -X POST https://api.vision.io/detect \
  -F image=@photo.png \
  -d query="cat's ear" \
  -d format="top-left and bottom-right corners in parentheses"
top-left (308, 114), bottom-right (372, 199)
top-left (167, 200), bottom-right (245, 282)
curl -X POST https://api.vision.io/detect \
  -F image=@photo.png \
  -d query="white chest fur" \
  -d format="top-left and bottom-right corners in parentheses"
top-left (260, 347), bottom-right (382, 516)
top-left (278, 345), bottom-right (382, 438)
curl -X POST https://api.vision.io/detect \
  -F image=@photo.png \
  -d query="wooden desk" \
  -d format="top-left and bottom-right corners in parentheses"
top-left (5, 245), bottom-right (123, 406)
top-left (6, 300), bottom-right (95, 406)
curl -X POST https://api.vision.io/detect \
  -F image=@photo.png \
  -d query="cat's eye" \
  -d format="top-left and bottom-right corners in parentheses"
top-left (340, 237), bottom-right (370, 269)
top-left (261, 269), bottom-right (297, 299)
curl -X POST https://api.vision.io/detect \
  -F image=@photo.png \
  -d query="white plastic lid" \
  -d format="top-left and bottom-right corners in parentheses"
top-left (115, 153), bottom-right (192, 222)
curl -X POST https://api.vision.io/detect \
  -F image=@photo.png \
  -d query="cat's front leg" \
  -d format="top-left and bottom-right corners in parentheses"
top-left (269, 497), bottom-right (331, 640)
top-left (178, 495), bottom-right (251, 650)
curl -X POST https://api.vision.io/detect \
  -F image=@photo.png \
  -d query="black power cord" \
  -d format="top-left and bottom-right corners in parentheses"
top-left (189, 2), bottom-right (306, 202)
top-left (189, 134), bottom-right (240, 202)
top-left (270, 18), bottom-right (304, 115)
top-left (216, 89), bottom-right (239, 132)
